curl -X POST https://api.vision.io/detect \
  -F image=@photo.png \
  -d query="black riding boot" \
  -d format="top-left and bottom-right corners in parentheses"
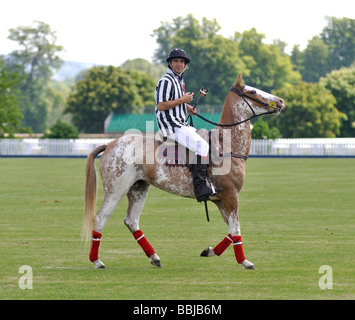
top-left (191, 156), bottom-right (222, 202)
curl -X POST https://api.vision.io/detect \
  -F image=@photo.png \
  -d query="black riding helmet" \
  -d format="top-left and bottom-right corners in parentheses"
top-left (166, 48), bottom-right (190, 64)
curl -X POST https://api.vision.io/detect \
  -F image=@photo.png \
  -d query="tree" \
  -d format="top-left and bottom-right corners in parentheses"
top-left (7, 21), bottom-right (64, 132)
top-left (42, 120), bottom-right (78, 139)
top-left (125, 69), bottom-right (157, 113)
top-left (0, 56), bottom-right (23, 137)
top-left (291, 17), bottom-right (355, 83)
top-left (268, 82), bottom-right (346, 138)
top-left (251, 118), bottom-right (281, 139)
top-left (321, 17), bottom-right (355, 71)
top-left (320, 67), bottom-right (355, 137)
top-left (152, 14), bottom-right (250, 105)
top-left (46, 79), bottom-right (73, 128)
top-left (121, 58), bottom-right (166, 81)
top-left (65, 66), bottom-right (156, 133)
top-left (152, 15), bottom-right (221, 65)
top-left (153, 16), bottom-right (302, 104)
top-left (291, 45), bottom-right (304, 75)
top-left (234, 28), bottom-right (301, 92)
top-left (298, 36), bottom-right (330, 82)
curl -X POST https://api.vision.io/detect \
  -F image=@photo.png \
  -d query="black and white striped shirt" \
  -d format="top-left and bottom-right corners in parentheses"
top-left (155, 68), bottom-right (189, 137)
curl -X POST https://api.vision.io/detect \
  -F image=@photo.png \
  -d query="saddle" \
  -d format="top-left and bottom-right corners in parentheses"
top-left (156, 129), bottom-right (210, 168)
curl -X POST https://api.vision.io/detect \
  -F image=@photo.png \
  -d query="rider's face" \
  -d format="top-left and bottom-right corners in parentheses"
top-left (170, 58), bottom-right (186, 74)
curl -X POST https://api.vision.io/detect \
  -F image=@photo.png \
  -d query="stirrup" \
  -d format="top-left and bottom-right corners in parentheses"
top-left (208, 180), bottom-right (222, 200)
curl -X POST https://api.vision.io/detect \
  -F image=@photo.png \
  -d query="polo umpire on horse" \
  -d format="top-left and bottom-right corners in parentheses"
top-left (155, 48), bottom-right (222, 202)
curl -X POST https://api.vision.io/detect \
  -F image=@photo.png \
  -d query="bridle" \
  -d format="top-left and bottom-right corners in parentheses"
top-left (231, 85), bottom-right (282, 117)
top-left (193, 85), bottom-right (282, 127)
top-left (189, 84), bottom-right (283, 162)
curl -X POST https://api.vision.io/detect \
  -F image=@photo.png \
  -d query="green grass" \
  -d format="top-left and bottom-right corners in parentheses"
top-left (0, 157), bottom-right (354, 300)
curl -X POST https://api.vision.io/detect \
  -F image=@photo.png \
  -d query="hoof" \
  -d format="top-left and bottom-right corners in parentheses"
top-left (93, 259), bottom-right (106, 269)
top-left (150, 259), bottom-right (162, 268)
top-left (149, 253), bottom-right (162, 268)
top-left (200, 246), bottom-right (215, 257)
top-left (240, 259), bottom-right (255, 270)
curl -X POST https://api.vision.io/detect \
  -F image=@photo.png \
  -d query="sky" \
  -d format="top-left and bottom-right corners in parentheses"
top-left (1, 0), bottom-right (354, 66)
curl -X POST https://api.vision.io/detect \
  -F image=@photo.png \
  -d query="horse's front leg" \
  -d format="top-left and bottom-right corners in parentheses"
top-left (227, 208), bottom-right (255, 269)
top-left (201, 199), bottom-right (255, 269)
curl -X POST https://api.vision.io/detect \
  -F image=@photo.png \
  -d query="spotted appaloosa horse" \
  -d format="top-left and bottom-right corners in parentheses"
top-left (82, 73), bottom-right (285, 270)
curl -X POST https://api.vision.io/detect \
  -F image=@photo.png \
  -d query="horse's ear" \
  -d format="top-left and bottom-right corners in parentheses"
top-left (236, 73), bottom-right (243, 89)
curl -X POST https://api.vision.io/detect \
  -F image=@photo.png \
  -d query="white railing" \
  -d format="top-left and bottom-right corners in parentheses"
top-left (1, 138), bottom-right (355, 157)
top-left (250, 138), bottom-right (355, 157)
top-left (0, 139), bottom-right (113, 157)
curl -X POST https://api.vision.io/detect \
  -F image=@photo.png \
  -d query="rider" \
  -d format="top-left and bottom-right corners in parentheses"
top-left (155, 48), bottom-right (222, 202)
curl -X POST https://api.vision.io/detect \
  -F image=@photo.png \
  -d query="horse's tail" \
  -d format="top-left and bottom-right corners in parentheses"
top-left (82, 144), bottom-right (107, 243)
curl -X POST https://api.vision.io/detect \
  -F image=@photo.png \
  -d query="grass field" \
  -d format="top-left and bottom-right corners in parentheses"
top-left (0, 157), bottom-right (354, 300)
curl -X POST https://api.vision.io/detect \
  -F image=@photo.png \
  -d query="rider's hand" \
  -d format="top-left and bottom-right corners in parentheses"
top-left (186, 104), bottom-right (197, 116)
top-left (182, 92), bottom-right (194, 104)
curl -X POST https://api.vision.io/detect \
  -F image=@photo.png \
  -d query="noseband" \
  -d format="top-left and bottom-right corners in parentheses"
top-left (230, 85), bottom-right (281, 118)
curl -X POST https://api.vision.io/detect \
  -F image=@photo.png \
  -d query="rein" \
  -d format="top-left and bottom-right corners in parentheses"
top-left (191, 85), bottom-right (281, 165)
top-left (192, 85), bottom-right (281, 221)
top-left (193, 86), bottom-right (281, 127)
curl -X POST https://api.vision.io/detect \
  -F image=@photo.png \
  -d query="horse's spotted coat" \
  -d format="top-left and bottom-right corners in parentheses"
top-left (83, 73), bottom-right (285, 269)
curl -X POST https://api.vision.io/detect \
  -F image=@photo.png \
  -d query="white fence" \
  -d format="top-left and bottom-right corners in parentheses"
top-left (0, 139), bottom-right (113, 157)
top-left (250, 138), bottom-right (355, 157)
top-left (1, 138), bottom-right (355, 157)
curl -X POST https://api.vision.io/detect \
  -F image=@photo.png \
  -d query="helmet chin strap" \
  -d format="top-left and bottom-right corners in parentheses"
top-left (168, 63), bottom-right (189, 77)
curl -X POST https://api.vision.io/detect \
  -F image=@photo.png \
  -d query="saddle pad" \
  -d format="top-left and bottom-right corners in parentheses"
top-left (156, 128), bottom-right (209, 167)
top-left (156, 144), bottom-right (188, 167)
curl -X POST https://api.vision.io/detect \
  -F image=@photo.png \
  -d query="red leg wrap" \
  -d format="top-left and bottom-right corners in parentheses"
top-left (89, 230), bottom-right (102, 262)
top-left (232, 235), bottom-right (246, 263)
top-left (213, 234), bottom-right (233, 256)
top-left (133, 230), bottom-right (155, 258)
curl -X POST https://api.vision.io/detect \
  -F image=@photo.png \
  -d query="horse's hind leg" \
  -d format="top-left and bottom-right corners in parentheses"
top-left (90, 181), bottom-right (133, 269)
top-left (124, 181), bottom-right (161, 268)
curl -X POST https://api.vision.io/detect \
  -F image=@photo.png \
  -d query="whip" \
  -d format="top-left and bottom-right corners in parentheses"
top-left (188, 86), bottom-right (209, 127)
top-left (193, 86), bottom-right (209, 109)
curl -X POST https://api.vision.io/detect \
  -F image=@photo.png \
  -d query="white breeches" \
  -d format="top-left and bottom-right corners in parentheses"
top-left (167, 126), bottom-right (209, 158)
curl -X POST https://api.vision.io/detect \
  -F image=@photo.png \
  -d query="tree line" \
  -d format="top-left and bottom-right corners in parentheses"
top-left (0, 16), bottom-right (354, 138)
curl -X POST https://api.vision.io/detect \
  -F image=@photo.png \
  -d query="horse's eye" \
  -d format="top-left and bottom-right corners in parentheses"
top-left (250, 90), bottom-right (256, 94)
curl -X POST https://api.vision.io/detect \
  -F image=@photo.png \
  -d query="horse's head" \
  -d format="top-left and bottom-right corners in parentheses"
top-left (232, 73), bottom-right (285, 116)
